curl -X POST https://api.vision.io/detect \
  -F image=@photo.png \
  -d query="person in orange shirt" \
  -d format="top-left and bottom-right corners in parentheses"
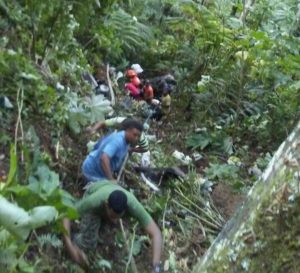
top-left (143, 81), bottom-right (154, 103)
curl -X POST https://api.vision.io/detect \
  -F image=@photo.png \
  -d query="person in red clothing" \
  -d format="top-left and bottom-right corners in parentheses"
top-left (125, 76), bottom-right (142, 99)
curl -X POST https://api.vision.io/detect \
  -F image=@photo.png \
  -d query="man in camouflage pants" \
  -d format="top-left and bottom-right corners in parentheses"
top-left (63, 181), bottom-right (163, 273)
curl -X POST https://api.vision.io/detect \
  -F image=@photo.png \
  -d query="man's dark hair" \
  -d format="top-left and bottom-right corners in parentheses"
top-left (120, 118), bottom-right (143, 132)
top-left (108, 190), bottom-right (128, 214)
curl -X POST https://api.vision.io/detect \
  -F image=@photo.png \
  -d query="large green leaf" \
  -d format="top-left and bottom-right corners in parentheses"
top-left (28, 165), bottom-right (60, 199)
top-left (186, 132), bottom-right (211, 150)
top-left (5, 144), bottom-right (17, 187)
top-left (132, 235), bottom-right (149, 256)
top-left (204, 163), bottom-right (239, 180)
top-left (0, 196), bottom-right (58, 240)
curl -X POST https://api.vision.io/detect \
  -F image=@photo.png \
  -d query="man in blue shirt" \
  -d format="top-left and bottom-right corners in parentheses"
top-left (82, 119), bottom-right (143, 183)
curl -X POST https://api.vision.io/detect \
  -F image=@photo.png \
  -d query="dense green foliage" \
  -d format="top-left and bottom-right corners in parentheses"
top-left (1, 0), bottom-right (300, 272)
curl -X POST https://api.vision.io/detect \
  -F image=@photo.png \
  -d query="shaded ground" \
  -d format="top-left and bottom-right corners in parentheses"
top-left (211, 183), bottom-right (245, 221)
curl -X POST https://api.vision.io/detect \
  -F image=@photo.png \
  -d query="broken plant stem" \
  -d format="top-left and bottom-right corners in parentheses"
top-left (158, 170), bottom-right (165, 187)
top-left (175, 185), bottom-right (223, 225)
top-left (175, 183), bottom-right (207, 206)
top-left (172, 199), bottom-right (222, 231)
top-left (174, 188), bottom-right (224, 227)
top-left (178, 219), bottom-right (187, 237)
top-left (207, 194), bottom-right (225, 223)
top-left (162, 190), bottom-right (170, 233)
top-left (196, 219), bottom-right (207, 238)
top-left (176, 216), bottom-right (217, 237)
top-left (125, 223), bottom-right (138, 273)
top-left (55, 140), bottom-right (60, 160)
top-left (120, 220), bottom-right (138, 273)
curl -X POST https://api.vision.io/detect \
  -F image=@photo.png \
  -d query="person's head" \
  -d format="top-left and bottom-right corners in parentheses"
top-left (105, 190), bottom-right (128, 222)
top-left (126, 69), bottom-right (137, 79)
top-left (121, 118), bottom-right (143, 145)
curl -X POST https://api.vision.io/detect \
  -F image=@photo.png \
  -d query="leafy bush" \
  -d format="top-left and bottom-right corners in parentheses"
top-left (186, 130), bottom-right (233, 155)
top-left (204, 163), bottom-right (239, 181)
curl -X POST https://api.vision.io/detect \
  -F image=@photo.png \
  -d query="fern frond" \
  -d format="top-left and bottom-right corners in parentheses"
top-left (0, 249), bottom-right (17, 271)
top-left (37, 233), bottom-right (63, 249)
top-left (105, 8), bottom-right (153, 52)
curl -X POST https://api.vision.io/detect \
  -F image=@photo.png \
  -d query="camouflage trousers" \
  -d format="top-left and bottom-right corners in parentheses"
top-left (74, 213), bottom-right (102, 270)
top-left (74, 213), bottom-right (101, 251)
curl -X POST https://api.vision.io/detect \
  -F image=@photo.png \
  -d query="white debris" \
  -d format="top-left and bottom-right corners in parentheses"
top-left (172, 150), bottom-right (192, 165)
top-left (248, 165), bottom-right (262, 177)
top-left (141, 151), bottom-right (151, 167)
top-left (195, 127), bottom-right (207, 133)
top-left (3, 97), bottom-right (13, 108)
top-left (192, 152), bottom-right (203, 161)
top-left (141, 173), bottom-right (159, 191)
top-left (241, 258), bottom-right (250, 271)
top-left (56, 82), bottom-right (65, 90)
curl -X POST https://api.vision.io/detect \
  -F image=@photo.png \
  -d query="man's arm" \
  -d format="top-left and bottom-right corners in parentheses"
top-left (86, 121), bottom-right (107, 134)
top-left (130, 146), bottom-right (148, 153)
top-left (62, 219), bottom-right (89, 269)
top-left (144, 220), bottom-right (163, 272)
top-left (100, 153), bottom-right (117, 182)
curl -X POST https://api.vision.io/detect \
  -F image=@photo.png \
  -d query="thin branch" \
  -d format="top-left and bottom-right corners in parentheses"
top-left (172, 199), bottom-right (222, 230)
top-left (14, 87), bottom-right (24, 161)
top-left (120, 220), bottom-right (138, 273)
top-left (117, 153), bottom-right (129, 183)
top-left (30, 20), bottom-right (36, 61)
top-left (106, 64), bottom-right (116, 106)
top-left (41, 8), bottom-right (62, 62)
top-left (125, 223), bottom-right (138, 273)
top-left (162, 190), bottom-right (170, 232)
top-left (174, 187), bottom-right (224, 227)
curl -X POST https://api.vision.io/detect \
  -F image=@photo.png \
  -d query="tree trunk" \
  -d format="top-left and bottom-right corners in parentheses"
top-left (193, 121), bottom-right (300, 273)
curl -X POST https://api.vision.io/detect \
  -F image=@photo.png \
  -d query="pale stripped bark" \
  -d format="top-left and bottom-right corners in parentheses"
top-left (193, 121), bottom-right (300, 273)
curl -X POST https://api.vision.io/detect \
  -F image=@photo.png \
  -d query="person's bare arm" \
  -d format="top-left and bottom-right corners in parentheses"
top-left (130, 146), bottom-right (148, 153)
top-left (62, 219), bottom-right (89, 269)
top-left (100, 153), bottom-right (117, 182)
top-left (86, 121), bottom-right (107, 134)
top-left (144, 220), bottom-right (162, 272)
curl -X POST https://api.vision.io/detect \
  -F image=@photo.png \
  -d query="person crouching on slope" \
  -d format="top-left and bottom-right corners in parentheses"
top-left (63, 181), bottom-right (162, 273)
top-left (82, 119), bottom-right (143, 183)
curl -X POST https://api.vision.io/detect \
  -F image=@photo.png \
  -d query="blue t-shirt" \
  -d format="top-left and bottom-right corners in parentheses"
top-left (82, 131), bottom-right (129, 181)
